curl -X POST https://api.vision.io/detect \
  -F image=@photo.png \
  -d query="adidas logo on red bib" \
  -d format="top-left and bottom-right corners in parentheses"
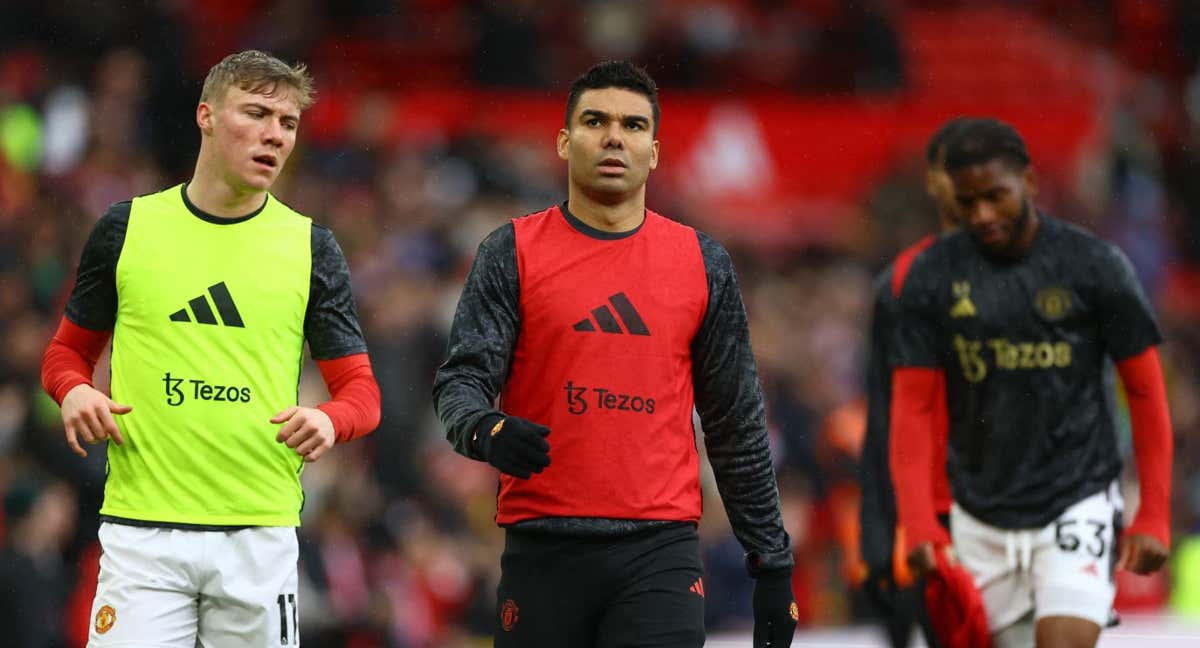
top-left (572, 292), bottom-right (650, 335)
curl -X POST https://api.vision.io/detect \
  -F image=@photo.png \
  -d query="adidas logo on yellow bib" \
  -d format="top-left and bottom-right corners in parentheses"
top-left (168, 282), bottom-right (245, 327)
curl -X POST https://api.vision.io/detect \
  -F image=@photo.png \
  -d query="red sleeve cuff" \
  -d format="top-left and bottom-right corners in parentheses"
top-left (889, 366), bottom-right (952, 548)
top-left (41, 317), bottom-right (111, 405)
top-left (316, 353), bottom-right (381, 443)
top-left (1116, 346), bottom-right (1173, 549)
top-left (1124, 518), bottom-right (1170, 549)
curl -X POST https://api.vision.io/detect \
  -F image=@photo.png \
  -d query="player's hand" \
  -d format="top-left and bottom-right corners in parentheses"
top-left (752, 571), bottom-right (798, 647)
top-left (477, 416), bottom-right (550, 479)
top-left (61, 384), bottom-right (130, 458)
top-left (907, 542), bottom-right (957, 581)
top-left (1118, 532), bottom-right (1169, 575)
top-left (272, 406), bottom-right (335, 463)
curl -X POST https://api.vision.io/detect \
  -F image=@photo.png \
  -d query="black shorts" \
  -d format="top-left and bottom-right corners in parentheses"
top-left (495, 522), bottom-right (706, 648)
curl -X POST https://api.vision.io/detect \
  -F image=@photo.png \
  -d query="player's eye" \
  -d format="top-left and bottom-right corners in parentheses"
top-left (625, 121), bottom-right (643, 131)
top-left (585, 117), bottom-right (602, 127)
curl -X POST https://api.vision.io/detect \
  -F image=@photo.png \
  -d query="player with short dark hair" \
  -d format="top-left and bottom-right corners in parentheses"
top-left (859, 117), bottom-right (969, 648)
top-left (40, 49), bottom-right (381, 645)
top-left (889, 118), bottom-right (1172, 648)
top-left (564, 61), bottom-right (661, 136)
top-left (433, 60), bottom-right (796, 648)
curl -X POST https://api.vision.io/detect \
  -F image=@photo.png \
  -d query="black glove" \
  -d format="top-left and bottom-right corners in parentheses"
top-left (474, 415), bottom-right (551, 479)
top-left (752, 571), bottom-right (797, 648)
top-left (861, 566), bottom-right (898, 615)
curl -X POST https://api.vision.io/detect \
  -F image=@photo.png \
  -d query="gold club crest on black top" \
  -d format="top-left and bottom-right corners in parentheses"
top-left (1035, 286), bottom-right (1072, 322)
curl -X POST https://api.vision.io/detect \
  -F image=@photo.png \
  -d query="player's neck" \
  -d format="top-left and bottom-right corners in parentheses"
top-left (566, 185), bottom-right (646, 233)
top-left (937, 210), bottom-right (957, 233)
top-left (1009, 206), bottom-right (1041, 257)
top-left (187, 161), bottom-right (269, 219)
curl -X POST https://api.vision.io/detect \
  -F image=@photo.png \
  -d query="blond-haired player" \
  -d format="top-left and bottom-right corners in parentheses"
top-left (41, 50), bottom-right (381, 646)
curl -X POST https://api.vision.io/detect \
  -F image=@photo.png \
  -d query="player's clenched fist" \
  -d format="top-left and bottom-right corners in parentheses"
top-left (907, 541), bottom-right (958, 581)
top-left (272, 406), bottom-right (336, 462)
top-left (476, 416), bottom-right (551, 479)
top-left (61, 384), bottom-right (130, 458)
top-left (1119, 532), bottom-right (1169, 575)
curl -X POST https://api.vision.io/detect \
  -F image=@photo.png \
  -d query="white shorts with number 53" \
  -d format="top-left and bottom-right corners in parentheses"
top-left (950, 481), bottom-right (1123, 632)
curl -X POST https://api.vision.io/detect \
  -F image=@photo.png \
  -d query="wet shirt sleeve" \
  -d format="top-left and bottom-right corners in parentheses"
top-left (858, 269), bottom-right (898, 573)
top-left (65, 202), bottom-right (131, 331)
top-left (890, 255), bottom-right (943, 368)
top-left (691, 231), bottom-right (793, 575)
top-left (432, 223), bottom-right (521, 461)
top-left (304, 225), bottom-right (369, 360)
top-left (1089, 242), bottom-right (1163, 360)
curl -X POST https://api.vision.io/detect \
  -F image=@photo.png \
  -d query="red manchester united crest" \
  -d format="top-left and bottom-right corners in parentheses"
top-left (501, 599), bottom-right (519, 631)
top-left (95, 605), bottom-right (116, 634)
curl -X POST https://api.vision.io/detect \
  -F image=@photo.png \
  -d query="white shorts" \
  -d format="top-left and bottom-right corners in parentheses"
top-left (88, 522), bottom-right (300, 647)
top-left (950, 481), bottom-right (1123, 632)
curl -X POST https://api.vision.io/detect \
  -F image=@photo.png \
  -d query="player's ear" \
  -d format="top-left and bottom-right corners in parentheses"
top-left (1022, 166), bottom-right (1038, 199)
top-left (197, 102), bottom-right (214, 135)
top-left (649, 139), bottom-right (660, 171)
top-left (924, 168), bottom-right (940, 197)
top-left (556, 128), bottom-right (570, 161)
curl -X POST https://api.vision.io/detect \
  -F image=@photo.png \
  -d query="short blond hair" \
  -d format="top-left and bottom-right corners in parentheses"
top-left (200, 50), bottom-right (315, 111)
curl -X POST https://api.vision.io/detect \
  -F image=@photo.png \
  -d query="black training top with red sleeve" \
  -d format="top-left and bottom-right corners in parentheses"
top-left (432, 203), bottom-right (792, 575)
top-left (891, 215), bottom-right (1163, 530)
top-left (860, 235), bottom-right (953, 579)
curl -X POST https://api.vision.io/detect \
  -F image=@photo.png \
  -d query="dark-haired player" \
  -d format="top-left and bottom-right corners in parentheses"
top-left (889, 118), bottom-right (1172, 648)
top-left (859, 117), bottom-right (968, 647)
top-left (433, 60), bottom-right (796, 648)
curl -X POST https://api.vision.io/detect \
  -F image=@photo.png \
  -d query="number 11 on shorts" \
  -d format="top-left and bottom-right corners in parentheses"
top-left (277, 593), bottom-right (298, 645)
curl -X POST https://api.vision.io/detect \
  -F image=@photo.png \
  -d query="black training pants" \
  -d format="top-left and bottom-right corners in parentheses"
top-left (494, 522), bottom-right (706, 648)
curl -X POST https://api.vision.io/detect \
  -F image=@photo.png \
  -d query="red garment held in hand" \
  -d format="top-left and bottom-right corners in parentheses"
top-left (924, 549), bottom-right (992, 648)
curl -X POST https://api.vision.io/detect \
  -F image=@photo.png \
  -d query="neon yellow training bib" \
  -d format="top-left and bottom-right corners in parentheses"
top-left (102, 184), bottom-right (311, 526)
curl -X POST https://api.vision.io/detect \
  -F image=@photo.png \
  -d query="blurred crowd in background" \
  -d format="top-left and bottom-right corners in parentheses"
top-left (6, 1), bottom-right (1200, 646)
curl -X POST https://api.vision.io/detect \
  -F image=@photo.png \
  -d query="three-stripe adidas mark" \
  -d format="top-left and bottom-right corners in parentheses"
top-left (573, 292), bottom-right (649, 335)
top-left (169, 282), bottom-right (245, 327)
top-left (689, 578), bottom-right (705, 598)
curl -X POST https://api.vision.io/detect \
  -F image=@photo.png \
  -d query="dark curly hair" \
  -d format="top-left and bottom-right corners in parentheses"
top-left (943, 118), bottom-right (1030, 172)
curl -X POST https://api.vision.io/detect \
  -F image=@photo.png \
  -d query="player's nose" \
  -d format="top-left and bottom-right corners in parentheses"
top-left (262, 119), bottom-right (284, 146)
top-left (601, 122), bottom-right (624, 149)
top-left (967, 202), bottom-right (997, 227)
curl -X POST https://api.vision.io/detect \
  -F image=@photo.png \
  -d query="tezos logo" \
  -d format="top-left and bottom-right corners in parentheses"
top-left (564, 380), bottom-right (655, 415)
top-left (163, 372), bottom-right (251, 406)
